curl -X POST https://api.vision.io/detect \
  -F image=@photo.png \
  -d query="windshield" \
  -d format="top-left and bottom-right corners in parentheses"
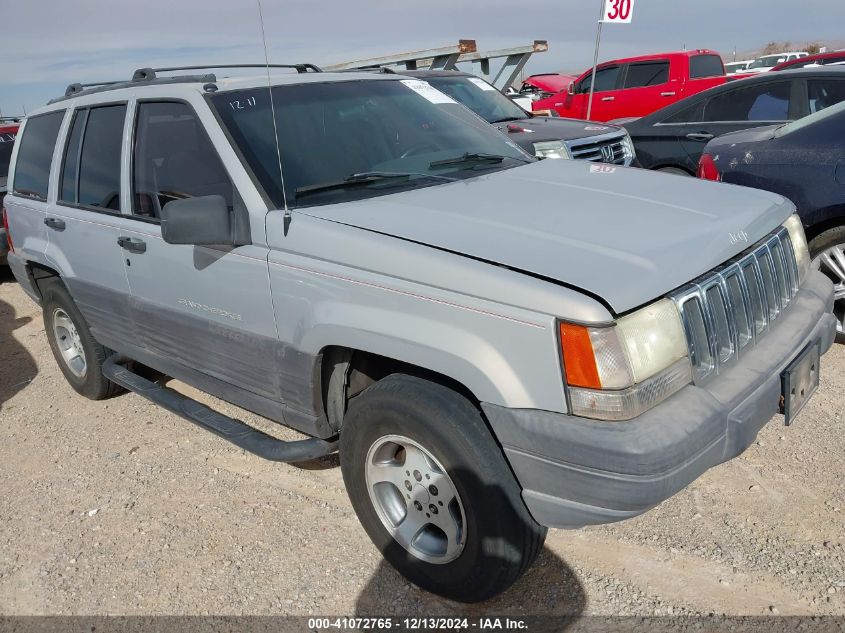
top-left (775, 98), bottom-right (845, 137)
top-left (211, 79), bottom-right (531, 208)
top-left (749, 55), bottom-right (785, 69)
top-left (424, 76), bottom-right (529, 123)
top-left (0, 130), bottom-right (16, 178)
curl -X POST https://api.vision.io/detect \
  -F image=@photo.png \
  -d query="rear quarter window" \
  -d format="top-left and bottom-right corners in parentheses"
top-left (12, 111), bottom-right (65, 200)
top-left (690, 55), bottom-right (725, 79)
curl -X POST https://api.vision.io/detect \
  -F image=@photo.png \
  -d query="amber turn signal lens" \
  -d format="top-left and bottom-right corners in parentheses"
top-left (559, 322), bottom-right (601, 389)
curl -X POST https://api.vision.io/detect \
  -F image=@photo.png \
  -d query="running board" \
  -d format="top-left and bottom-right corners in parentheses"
top-left (102, 355), bottom-right (338, 463)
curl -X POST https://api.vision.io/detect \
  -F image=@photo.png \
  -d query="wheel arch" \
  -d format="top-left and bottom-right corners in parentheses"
top-left (318, 344), bottom-right (490, 432)
top-left (804, 208), bottom-right (845, 246)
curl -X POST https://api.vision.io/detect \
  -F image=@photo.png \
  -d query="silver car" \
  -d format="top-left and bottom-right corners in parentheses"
top-left (3, 65), bottom-right (836, 602)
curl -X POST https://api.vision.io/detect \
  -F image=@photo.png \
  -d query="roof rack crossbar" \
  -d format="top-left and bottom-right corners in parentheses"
top-left (132, 63), bottom-right (322, 81)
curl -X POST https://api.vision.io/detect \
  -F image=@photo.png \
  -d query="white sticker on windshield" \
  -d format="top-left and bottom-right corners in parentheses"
top-left (467, 77), bottom-right (497, 91)
top-left (400, 80), bottom-right (457, 104)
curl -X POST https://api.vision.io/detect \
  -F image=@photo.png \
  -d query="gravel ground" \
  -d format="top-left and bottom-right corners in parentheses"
top-left (1, 268), bottom-right (843, 618)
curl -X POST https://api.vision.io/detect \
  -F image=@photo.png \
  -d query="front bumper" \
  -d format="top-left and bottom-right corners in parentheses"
top-left (483, 271), bottom-right (835, 529)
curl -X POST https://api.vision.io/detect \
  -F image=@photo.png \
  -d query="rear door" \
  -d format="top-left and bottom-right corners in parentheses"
top-left (119, 99), bottom-right (281, 407)
top-left (618, 59), bottom-right (672, 118)
top-left (47, 103), bottom-right (135, 350)
top-left (678, 78), bottom-right (799, 166)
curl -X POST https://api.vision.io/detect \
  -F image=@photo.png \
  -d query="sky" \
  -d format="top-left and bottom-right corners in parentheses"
top-left (1, 0), bottom-right (844, 115)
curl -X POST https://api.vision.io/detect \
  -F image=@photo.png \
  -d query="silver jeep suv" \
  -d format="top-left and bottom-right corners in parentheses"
top-left (3, 64), bottom-right (836, 602)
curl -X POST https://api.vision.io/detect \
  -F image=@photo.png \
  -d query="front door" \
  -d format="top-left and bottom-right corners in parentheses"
top-left (119, 99), bottom-right (281, 406)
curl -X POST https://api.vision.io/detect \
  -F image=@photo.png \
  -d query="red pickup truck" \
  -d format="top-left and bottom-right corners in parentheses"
top-left (533, 50), bottom-right (727, 122)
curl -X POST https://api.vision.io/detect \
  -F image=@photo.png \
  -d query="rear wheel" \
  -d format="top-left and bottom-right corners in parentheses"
top-left (42, 281), bottom-right (120, 399)
top-left (340, 374), bottom-right (546, 603)
top-left (809, 225), bottom-right (845, 342)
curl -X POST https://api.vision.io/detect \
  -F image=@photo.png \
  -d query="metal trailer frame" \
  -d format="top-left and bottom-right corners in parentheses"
top-left (325, 40), bottom-right (549, 91)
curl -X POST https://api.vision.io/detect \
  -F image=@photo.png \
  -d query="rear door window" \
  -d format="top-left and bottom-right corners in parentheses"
top-left (624, 61), bottom-right (670, 88)
top-left (807, 79), bottom-right (845, 114)
top-left (59, 109), bottom-right (86, 203)
top-left (703, 81), bottom-right (791, 122)
top-left (76, 105), bottom-right (126, 211)
top-left (12, 111), bottom-right (65, 200)
top-left (690, 55), bottom-right (724, 79)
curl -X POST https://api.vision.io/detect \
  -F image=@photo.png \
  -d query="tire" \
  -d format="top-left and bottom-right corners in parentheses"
top-left (340, 373), bottom-right (546, 603)
top-left (42, 280), bottom-right (120, 399)
top-left (808, 225), bottom-right (845, 343)
top-left (657, 166), bottom-right (692, 177)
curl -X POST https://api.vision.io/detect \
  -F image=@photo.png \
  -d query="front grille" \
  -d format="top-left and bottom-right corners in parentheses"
top-left (567, 134), bottom-right (630, 165)
top-left (671, 227), bottom-right (799, 383)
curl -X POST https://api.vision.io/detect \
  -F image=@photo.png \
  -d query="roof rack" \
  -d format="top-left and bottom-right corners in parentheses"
top-left (131, 63), bottom-right (322, 81)
top-left (51, 63), bottom-right (322, 104)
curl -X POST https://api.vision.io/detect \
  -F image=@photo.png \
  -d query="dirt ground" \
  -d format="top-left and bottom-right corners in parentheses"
top-left (1, 267), bottom-right (843, 618)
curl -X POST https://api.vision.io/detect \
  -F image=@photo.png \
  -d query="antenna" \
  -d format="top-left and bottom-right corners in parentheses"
top-left (255, 0), bottom-right (291, 235)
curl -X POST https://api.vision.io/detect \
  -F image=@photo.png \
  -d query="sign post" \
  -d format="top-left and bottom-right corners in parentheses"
top-left (586, 0), bottom-right (636, 120)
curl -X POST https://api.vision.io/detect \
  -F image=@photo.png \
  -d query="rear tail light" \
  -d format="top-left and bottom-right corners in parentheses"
top-left (2, 206), bottom-right (13, 254)
top-left (697, 153), bottom-right (721, 181)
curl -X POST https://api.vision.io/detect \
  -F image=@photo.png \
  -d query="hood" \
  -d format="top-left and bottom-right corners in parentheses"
top-left (494, 119), bottom-right (624, 149)
top-left (298, 159), bottom-right (793, 314)
top-left (523, 74), bottom-right (575, 93)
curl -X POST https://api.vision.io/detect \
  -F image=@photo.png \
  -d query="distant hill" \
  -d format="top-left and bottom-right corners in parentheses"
top-left (732, 39), bottom-right (845, 61)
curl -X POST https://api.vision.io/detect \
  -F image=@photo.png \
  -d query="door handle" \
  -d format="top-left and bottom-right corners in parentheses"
top-left (44, 217), bottom-right (66, 231)
top-left (685, 132), bottom-right (715, 142)
top-left (661, 91), bottom-right (677, 97)
top-left (601, 96), bottom-right (615, 102)
top-left (117, 236), bottom-right (147, 254)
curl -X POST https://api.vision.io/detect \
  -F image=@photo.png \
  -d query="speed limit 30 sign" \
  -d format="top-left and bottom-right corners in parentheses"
top-left (603, 0), bottom-right (636, 23)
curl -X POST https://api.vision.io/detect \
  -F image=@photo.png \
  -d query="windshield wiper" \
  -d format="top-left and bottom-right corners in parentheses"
top-left (490, 116), bottom-right (527, 124)
top-left (294, 171), bottom-right (453, 198)
top-left (429, 152), bottom-right (525, 170)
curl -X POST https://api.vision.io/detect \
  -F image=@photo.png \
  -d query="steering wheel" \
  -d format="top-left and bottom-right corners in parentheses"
top-left (400, 143), bottom-right (437, 159)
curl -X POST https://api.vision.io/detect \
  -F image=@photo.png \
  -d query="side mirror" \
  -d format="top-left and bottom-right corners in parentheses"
top-left (160, 195), bottom-right (233, 245)
top-left (568, 82), bottom-right (576, 96)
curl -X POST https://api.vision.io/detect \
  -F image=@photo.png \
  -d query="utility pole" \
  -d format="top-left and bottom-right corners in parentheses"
top-left (586, 0), bottom-right (605, 121)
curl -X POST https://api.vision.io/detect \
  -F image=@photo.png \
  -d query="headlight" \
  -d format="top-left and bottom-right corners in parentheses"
top-left (533, 140), bottom-right (571, 160)
top-left (559, 299), bottom-right (692, 421)
top-left (782, 214), bottom-right (810, 283)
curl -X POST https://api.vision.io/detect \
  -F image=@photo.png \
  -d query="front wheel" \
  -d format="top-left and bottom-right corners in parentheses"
top-left (340, 374), bottom-right (546, 603)
top-left (809, 226), bottom-right (845, 343)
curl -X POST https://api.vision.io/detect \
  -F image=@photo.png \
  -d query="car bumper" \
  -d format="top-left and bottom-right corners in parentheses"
top-left (483, 271), bottom-right (836, 529)
top-left (6, 252), bottom-right (41, 301)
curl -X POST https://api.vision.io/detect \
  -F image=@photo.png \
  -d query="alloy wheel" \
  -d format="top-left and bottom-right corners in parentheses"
top-left (52, 308), bottom-right (87, 377)
top-left (365, 435), bottom-right (466, 564)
